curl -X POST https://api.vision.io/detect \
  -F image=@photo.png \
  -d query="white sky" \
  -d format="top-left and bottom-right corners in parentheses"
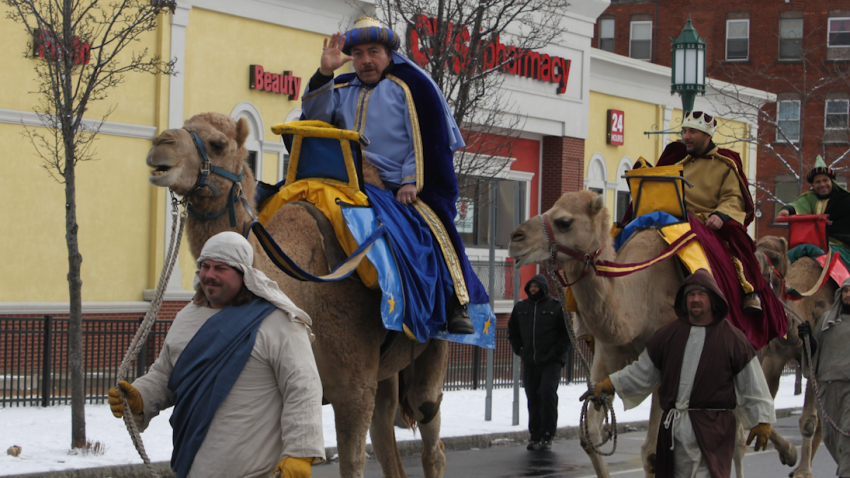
top-left (0, 377), bottom-right (804, 476)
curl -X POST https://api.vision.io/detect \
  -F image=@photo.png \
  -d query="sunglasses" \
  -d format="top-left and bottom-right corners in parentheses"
top-left (684, 111), bottom-right (717, 127)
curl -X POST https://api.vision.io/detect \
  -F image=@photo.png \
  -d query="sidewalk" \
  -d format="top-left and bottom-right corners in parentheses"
top-left (1, 377), bottom-right (805, 478)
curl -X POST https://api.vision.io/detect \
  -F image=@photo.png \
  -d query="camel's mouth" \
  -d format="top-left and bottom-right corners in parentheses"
top-left (148, 162), bottom-right (182, 187)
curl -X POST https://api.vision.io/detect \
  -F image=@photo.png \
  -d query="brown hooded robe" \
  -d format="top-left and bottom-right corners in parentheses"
top-left (647, 270), bottom-right (757, 478)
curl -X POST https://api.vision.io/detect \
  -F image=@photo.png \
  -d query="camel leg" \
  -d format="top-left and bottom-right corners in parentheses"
top-left (404, 339), bottom-right (448, 478)
top-left (640, 393), bottom-right (662, 477)
top-left (734, 421), bottom-right (746, 478)
top-left (791, 379), bottom-right (819, 478)
top-left (761, 341), bottom-right (798, 467)
top-left (327, 379), bottom-right (379, 478)
top-left (370, 375), bottom-right (408, 478)
top-left (581, 355), bottom-right (611, 478)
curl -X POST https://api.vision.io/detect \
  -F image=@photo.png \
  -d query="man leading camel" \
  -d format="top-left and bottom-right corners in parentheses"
top-left (798, 277), bottom-right (850, 478)
top-left (108, 232), bottom-right (324, 478)
top-left (300, 17), bottom-right (489, 340)
top-left (587, 269), bottom-right (775, 478)
top-left (645, 111), bottom-right (787, 350)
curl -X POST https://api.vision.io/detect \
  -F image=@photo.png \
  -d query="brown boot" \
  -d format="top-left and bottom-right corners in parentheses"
top-left (743, 292), bottom-right (762, 313)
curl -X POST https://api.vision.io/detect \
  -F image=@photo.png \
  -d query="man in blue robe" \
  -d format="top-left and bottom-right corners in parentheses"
top-left (301, 17), bottom-right (488, 337)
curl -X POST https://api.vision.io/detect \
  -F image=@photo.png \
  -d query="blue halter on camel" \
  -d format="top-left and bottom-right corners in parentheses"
top-left (183, 128), bottom-right (250, 227)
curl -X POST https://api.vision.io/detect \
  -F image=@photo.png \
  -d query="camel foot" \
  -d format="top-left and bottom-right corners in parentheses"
top-left (778, 444), bottom-right (798, 467)
top-left (790, 468), bottom-right (814, 478)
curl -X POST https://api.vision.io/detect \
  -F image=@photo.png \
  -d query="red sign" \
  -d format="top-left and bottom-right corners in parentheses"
top-left (32, 29), bottom-right (90, 64)
top-left (607, 109), bottom-right (624, 146)
top-left (407, 15), bottom-right (571, 95)
top-left (250, 65), bottom-right (302, 100)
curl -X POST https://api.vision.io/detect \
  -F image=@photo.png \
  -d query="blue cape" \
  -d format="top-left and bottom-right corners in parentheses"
top-left (167, 298), bottom-right (277, 477)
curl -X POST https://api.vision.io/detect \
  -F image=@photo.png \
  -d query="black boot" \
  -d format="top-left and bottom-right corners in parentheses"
top-left (446, 294), bottom-right (474, 334)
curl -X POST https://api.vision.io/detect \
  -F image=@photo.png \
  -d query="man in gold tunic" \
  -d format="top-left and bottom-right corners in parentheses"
top-left (649, 111), bottom-right (787, 349)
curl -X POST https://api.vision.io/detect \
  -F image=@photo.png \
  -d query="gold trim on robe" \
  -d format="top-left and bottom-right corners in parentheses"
top-left (385, 74), bottom-right (424, 193)
top-left (413, 200), bottom-right (470, 305)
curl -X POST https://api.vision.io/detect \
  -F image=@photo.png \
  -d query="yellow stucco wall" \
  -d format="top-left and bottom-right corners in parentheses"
top-left (2, 123), bottom-right (155, 301)
top-left (586, 93), bottom-right (753, 221)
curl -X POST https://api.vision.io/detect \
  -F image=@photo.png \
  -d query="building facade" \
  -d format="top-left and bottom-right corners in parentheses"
top-left (0, 0), bottom-right (610, 322)
top-left (592, 0), bottom-right (850, 238)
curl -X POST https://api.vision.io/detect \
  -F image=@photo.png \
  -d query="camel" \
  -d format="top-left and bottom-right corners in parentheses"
top-left (509, 190), bottom-right (686, 477)
top-left (145, 112), bottom-right (449, 478)
top-left (755, 236), bottom-right (834, 478)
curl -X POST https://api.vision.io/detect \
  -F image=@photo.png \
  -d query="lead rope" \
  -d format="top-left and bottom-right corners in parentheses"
top-left (545, 264), bottom-right (618, 456)
top-left (786, 303), bottom-right (850, 438)
top-left (115, 192), bottom-right (187, 478)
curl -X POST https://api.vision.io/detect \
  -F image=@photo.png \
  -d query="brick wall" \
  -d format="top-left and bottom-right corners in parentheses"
top-left (595, 0), bottom-right (850, 239)
top-left (541, 136), bottom-right (586, 212)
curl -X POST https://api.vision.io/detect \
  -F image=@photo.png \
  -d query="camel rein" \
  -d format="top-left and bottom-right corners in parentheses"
top-left (114, 192), bottom-right (187, 478)
top-left (538, 215), bottom-right (618, 456)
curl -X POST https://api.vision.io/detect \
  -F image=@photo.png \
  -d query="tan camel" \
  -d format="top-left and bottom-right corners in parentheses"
top-left (755, 236), bottom-right (833, 478)
top-left (509, 190), bottom-right (684, 477)
top-left (508, 191), bottom-right (780, 478)
top-left (145, 112), bottom-right (448, 478)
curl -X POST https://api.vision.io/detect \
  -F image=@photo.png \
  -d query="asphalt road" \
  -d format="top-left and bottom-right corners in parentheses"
top-left (313, 413), bottom-right (838, 478)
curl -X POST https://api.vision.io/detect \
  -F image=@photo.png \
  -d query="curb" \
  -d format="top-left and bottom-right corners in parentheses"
top-left (5, 407), bottom-right (802, 477)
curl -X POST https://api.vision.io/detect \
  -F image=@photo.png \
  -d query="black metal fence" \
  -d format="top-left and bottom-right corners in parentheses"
top-left (1, 316), bottom-right (170, 407)
top-left (1, 316), bottom-right (796, 407)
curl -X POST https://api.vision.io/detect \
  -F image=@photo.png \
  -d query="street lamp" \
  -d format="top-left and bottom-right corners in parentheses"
top-left (671, 15), bottom-right (706, 112)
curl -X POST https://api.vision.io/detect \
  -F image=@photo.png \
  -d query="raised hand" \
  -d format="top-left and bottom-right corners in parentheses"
top-left (320, 33), bottom-right (352, 76)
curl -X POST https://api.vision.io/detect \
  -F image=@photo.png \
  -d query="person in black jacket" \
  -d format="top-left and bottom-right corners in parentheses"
top-left (508, 274), bottom-right (572, 451)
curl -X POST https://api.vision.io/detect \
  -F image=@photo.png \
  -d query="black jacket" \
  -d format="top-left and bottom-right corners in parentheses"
top-left (508, 275), bottom-right (571, 366)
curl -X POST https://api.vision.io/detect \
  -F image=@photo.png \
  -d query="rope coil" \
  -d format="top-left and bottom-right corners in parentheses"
top-left (115, 193), bottom-right (187, 477)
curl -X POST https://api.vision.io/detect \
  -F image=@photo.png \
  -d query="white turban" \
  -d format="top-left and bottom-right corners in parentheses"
top-left (193, 231), bottom-right (313, 339)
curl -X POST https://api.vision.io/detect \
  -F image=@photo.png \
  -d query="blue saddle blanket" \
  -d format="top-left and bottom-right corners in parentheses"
top-left (341, 189), bottom-right (496, 349)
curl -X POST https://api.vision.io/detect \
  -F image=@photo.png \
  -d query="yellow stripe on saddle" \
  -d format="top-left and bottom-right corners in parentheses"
top-left (657, 222), bottom-right (712, 274)
top-left (257, 179), bottom-right (380, 289)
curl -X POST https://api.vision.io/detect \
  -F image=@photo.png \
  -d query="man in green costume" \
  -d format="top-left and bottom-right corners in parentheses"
top-left (777, 156), bottom-right (850, 265)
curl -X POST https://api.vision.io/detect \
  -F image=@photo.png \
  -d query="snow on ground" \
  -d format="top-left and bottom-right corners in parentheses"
top-left (0, 376), bottom-right (804, 476)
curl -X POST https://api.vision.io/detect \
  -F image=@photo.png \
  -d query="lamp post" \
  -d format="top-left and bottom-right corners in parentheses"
top-left (670, 15), bottom-right (706, 112)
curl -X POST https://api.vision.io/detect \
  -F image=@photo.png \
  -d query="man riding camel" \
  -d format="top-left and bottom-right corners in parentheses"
top-left (777, 156), bottom-right (850, 267)
top-left (300, 17), bottom-right (489, 340)
top-left (108, 232), bottom-right (325, 478)
top-left (632, 111), bottom-right (787, 349)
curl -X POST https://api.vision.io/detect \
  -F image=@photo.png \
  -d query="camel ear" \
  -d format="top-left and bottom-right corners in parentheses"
top-left (235, 117), bottom-right (249, 147)
top-left (588, 193), bottom-right (605, 216)
top-left (780, 236), bottom-right (788, 254)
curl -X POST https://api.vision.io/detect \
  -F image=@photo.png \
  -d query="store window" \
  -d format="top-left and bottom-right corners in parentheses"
top-left (777, 100), bottom-right (800, 143)
top-left (779, 14), bottom-right (803, 60)
top-left (615, 157), bottom-right (633, 224)
top-left (726, 18), bottom-right (749, 60)
top-left (773, 180), bottom-right (799, 218)
top-left (456, 178), bottom-right (526, 249)
top-left (245, 151), bottom-right (259, 178)
top-left (599, 17), bottom-right (615, 53)
top-left (630, 20), bottom-right (652, 61)
top-left (825, 98), bottom-right (850, 143)
top-left (828, 17), bottom-right (850, 47)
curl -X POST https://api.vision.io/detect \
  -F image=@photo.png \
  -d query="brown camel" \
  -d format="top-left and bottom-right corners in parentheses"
top-left (755, 236), bottom-right (834, 478)
top-left (145, 112), bottom-right (448, 478)
top-left (508, 191), bottom-right (776, 478)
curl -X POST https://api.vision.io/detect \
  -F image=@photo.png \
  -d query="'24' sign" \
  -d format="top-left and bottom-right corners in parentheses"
top-left (608, 110), bottom-right (624, 146)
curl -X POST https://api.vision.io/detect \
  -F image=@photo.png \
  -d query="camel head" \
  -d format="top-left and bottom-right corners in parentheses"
top-left (146, 112), bottom-right (251, 196)
top-left (509, 190), bottom-right (610, 269)
top-left (755, 235), bottom-right (789, 298)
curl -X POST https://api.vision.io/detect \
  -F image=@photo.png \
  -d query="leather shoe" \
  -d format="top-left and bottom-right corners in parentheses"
top-left (447, 305), bottom-right (475, 334)
top-left (743, 292), bottom-right (762, 313)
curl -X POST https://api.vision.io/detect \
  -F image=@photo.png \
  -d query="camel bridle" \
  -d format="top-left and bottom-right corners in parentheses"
top-left (183, 127), bottom-right (253, 227)
top-left (539, 214), bottom-right (605, 287)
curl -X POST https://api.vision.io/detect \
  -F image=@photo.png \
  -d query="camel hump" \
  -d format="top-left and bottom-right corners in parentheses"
top-left (281, 201), bottom-right (350, 272)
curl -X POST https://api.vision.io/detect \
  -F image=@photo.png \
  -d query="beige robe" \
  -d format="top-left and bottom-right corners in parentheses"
top-left (678, 150), bottom-right (747, 226)
top-left (132, 304), bottom-right (325, 478)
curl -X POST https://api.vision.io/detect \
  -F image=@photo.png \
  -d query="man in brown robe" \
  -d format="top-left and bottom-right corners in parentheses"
top-left (588, 269), bottom-right (774, 478)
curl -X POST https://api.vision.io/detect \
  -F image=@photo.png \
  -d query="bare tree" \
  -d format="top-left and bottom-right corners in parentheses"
top-left (707, 27), bottom-right (850, 212)
top-left (4, 0), bottom-right (175, 449)
top-left (370, 0), bottom-right (571, 196)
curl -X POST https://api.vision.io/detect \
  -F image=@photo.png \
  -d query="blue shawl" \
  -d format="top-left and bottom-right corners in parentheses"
top-left (167, 298), bottom-right (277, 477)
